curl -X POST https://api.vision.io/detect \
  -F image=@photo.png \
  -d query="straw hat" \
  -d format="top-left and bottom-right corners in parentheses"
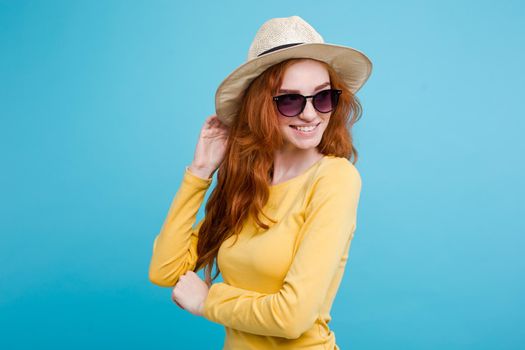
top-left (215, 15), bottom-right (373, 127)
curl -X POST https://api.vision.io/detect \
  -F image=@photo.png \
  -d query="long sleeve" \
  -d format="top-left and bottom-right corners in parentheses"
top-left (148, 166), bottom-right (212, 287)
top-left (202, 162), bottom-right (362, 339)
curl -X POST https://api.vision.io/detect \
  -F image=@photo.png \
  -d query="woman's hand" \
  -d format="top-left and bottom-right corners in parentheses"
top-left (190, 114), bottom-right (230, 179)
top-left (172, 270), bottom-right (210, 317)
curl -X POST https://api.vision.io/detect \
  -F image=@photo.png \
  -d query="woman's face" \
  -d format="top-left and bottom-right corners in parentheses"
top-left (276, 59), bottom-right (332, 153)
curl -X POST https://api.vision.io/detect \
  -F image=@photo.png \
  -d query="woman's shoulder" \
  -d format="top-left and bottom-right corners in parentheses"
top-left (317, 155), bottom-right (361, 185)
top-left (303, 155), bottom-right (362, 209)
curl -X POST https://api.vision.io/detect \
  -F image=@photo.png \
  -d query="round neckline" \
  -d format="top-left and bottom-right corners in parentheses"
top-left (269, 155), bottom-right (330, 189)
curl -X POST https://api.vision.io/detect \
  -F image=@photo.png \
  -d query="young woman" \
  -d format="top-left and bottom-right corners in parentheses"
top-left (149, 15), bottom-right (372, 349)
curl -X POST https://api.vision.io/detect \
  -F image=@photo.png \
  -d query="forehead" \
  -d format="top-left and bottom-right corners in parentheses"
top-left (279, 59), bottom-right (330, 93)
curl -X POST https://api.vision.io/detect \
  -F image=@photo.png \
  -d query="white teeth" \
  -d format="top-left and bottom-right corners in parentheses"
top-left (291, 124), bottom-right (317, 132)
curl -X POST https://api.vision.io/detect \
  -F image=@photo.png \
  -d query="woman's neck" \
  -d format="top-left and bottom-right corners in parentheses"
top-left (271, 148), bottom-right (323, 185)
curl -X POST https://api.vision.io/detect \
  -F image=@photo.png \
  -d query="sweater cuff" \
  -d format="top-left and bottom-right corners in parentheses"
top-left (184, 166), bottom-right (213, 189)
top-left (202, 282), bottom-right (225, 323)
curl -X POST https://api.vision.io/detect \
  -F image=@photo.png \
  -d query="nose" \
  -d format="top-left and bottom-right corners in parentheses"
top-left (299, 98), bottom-right (318, 121)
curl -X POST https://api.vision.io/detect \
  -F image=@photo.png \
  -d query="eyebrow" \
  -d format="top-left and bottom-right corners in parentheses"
top-left (278, 82), bottom-right (331, 94)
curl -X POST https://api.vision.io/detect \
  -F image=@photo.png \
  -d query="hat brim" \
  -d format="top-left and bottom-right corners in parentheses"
top-left (215, 42), bottom-right (373, 126)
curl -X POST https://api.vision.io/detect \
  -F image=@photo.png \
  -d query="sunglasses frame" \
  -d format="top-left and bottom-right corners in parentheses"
top-left (273, 88), bottom-right (342, 117)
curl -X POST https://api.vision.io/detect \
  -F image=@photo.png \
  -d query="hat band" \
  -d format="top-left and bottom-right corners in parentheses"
top-left (257, 42), bottom-right (304, 57)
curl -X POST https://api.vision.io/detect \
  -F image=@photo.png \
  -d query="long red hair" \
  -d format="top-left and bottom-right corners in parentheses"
top-left (193, 58), bottom-right (364, 284)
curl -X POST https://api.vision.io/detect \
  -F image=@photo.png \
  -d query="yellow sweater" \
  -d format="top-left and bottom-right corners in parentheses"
top-left (149, 154), bottom-right (362, 349)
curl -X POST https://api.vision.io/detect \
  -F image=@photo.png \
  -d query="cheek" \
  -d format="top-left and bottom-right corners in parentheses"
top-left (317, 121), bottom-right (330, 136)
top-left (278, 119), bottom-right (293, 132)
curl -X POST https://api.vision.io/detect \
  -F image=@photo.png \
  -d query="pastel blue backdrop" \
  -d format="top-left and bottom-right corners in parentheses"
top-left (1, 0), bottom-right (523, 349)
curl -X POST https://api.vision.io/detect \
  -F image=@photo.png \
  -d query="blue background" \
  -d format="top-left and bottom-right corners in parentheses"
top-left (1, 0), bottom-right (524, 349)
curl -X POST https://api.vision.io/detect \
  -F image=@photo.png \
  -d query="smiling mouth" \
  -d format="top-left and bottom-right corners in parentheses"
top-left (290, 122), bottom-right (320, 132)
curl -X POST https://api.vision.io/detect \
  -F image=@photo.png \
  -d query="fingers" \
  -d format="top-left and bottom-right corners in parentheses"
top-left (205, 114), bottom-right (229, 130)
top-left (172, 285), bottom-right (184, 309)
top-left (172, 295), bottom-right (184, 309)
top-left (206, 115), bottom-right (216, 125)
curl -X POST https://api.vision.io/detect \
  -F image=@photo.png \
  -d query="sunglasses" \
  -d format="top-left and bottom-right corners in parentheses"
top-left (273, 88), bottom-right (342, 117)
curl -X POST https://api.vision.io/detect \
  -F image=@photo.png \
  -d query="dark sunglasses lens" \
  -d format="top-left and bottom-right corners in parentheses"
top-left (277, 94), bottom-right (304, 116)
top-left (313, 90), bottom-right (338, 113)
